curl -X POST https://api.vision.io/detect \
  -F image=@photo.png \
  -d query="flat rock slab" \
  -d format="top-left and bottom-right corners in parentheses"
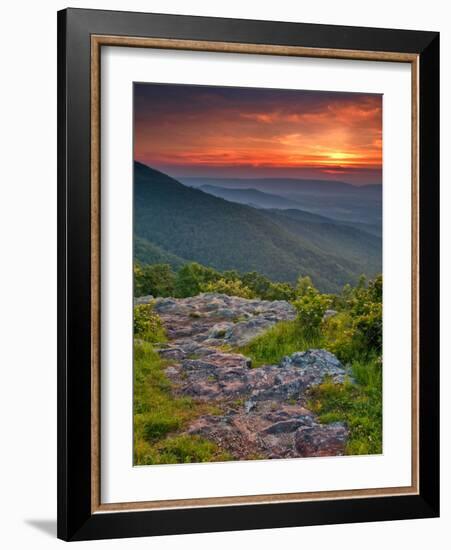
top-left (154, 292), bottom-right (296, 346)
top-left (153, 293), bottom-right (349, 459)
top-left (187, 402), bottom-right (348, 460)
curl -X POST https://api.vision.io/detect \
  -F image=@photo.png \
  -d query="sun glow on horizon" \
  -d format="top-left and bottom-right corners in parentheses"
top-left (134, 84), bottom-right (382, 184)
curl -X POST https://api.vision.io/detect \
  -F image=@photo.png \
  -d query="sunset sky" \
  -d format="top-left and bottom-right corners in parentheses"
top-left (134, 83), bottom-right (382, 185)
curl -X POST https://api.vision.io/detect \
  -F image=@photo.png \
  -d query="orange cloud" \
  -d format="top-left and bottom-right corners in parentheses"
top-left (134, 84), bottom-right (382, 183)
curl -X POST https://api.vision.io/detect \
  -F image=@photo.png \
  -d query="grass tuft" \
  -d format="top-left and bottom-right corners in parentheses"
top-left (239, 321), bottom-right (323, 367)
top-left (144, 435), bottom-right (232, 465)
top-left (307, 356), bottom-right (382, 455)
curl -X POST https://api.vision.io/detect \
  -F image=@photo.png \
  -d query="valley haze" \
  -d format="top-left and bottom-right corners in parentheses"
top-left (134, 162), bottom-right (381, 293)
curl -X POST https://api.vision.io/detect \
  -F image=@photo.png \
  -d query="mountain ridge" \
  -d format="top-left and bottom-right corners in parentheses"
top-left (181, 175), bottom-right (382, 194)
top-left (134, 162), bottom-right (381, 293)
top-left (199, 184), bottom-right (308, 211)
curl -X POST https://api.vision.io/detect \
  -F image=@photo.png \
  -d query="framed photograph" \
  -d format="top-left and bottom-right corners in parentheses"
top-left (57, 8), bottom-right (439, 541)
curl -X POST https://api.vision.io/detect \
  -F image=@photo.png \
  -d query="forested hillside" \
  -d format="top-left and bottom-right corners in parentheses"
top-left (259, 209), bottom-right (382, 276)
top-left (134, 162), bottom-right (381, 293)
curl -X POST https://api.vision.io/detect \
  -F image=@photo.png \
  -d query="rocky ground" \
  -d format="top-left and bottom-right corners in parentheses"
top-left (144, 293), bottom-right (350, 460)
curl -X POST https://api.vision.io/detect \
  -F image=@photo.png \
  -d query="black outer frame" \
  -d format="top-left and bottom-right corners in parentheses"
top-left (57, 8), bottom-right (439, 542)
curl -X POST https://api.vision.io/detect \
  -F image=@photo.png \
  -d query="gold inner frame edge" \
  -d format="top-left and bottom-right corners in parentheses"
top-left (90, 35), bottom-right (420, 514)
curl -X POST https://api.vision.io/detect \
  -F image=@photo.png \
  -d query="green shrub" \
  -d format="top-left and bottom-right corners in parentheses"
top-left (134, 263), bottom-right (176, 297)
top-left (133, 303), bottom-right (166, 344)
top-left (323, 274), bottom-right (382, 362)
top-left (294, 285), bottom-right (332, 335)
top-left (175, 262), bottom-right (220, 297)
top-left (264, 281), bottom-right (296, 301)
top-left (321, 312), bottom-right (357, 364)
top-left (135, 261), bottom-right (300, 301)
top-left (241, 274), bottom-right (383, 369)
top-left (200, 278), bottom-right (255, 299)
top-left (296, 275), bottom-right (314, 297)
top-left (240, 271), bottom-right (296, 301)
top-left (353, 302), bottom-right (382, 354)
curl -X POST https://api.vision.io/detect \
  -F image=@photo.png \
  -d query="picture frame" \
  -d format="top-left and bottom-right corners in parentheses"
top-left (57, 7), bottom-right (439, 541)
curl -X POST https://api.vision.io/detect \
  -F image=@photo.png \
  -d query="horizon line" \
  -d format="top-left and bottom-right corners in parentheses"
top-left (134, 160), bottom-right (382, 187)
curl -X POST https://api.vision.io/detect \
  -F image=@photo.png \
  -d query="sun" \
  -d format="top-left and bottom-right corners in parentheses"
top-left (328, 151), bottom-right (355, 161)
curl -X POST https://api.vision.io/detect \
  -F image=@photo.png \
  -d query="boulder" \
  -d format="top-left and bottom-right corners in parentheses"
top-left (225, 317), bottom-right (275, 346)
top-left (134, 295), bottom-right (154, 305)
top-left (208, 322), bottom-right (233, 339)
top-left (294, 422), bottom-right (348, 457)
top-left (153, 297), bottom-right (177, 312)
top-left (279, 349), bottom-right (348, 384)
top-left (186, 402), bottom-right (348, 460)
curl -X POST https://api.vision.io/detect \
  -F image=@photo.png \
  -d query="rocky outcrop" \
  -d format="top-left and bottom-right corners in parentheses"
top-left (134, 295), bottom-right (154, 305)
top-left (187, 404), bottom-right (348, 459)
top-left (165, 349), bottom-right (346, 403)
top-left (152, 293), bottom-right (349, 460)
top-left (279, 350), bottom-right (348, 384)
top-left (154, 292), bottom-right (296, 346)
